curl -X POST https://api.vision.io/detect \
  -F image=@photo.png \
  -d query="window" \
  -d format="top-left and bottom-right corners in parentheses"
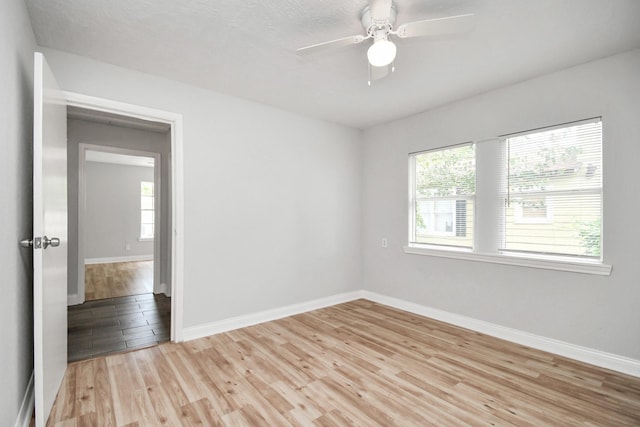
top-left (409, 143), bottom-right (475, 248)
top-left (407, 118), bottom-right (606, 273)
top-left (503, 119), bottom-right (603, 258)
top-left (140, 181), bottom-right (154, 239)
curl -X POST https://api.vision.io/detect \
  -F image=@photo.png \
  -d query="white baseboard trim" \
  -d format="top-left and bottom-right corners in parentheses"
top-left (67, 293), bottom-right (84, 306)
top-left (155, 282), bottom-right (171, 297)
top-left (85, 255), bottom-right (153, 265)
top-left (362, 291), bottom-right (640, 378)
top-left (14, 371), bottom-right (34, 427)
top-left (180, 289), bottom-right (639, 377)
top-left (182, 290), bottom-right (365, 342)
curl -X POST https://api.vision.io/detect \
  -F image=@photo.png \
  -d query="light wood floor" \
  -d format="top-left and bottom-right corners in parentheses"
top-left (47, 300), bottom-right (640, 426)
top-left (85, 261), bottom-right (153, 301)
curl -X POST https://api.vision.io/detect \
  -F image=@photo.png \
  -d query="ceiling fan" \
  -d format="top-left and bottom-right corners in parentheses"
top-left (296, 0), bottom-right (475, 85)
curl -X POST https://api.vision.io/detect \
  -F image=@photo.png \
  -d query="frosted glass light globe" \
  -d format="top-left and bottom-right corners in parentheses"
top-left (367, 39), bottom-right (397, 67)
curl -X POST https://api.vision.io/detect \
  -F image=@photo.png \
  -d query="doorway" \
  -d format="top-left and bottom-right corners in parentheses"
top-left (77, 144), bottom-right (164, 302)
top-left (63, 97), bottom-right (183, 361)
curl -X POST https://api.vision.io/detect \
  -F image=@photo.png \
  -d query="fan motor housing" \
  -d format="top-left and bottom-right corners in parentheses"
top-left (361, 4), bottom-right (398, 35)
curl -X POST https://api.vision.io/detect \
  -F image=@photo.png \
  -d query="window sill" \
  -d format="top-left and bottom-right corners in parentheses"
top-left (403, 245), bottom-right (612, 276)
top-left (138, 237), bottom-right (154, 242)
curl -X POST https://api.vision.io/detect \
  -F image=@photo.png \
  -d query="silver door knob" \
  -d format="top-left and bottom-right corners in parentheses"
top-left (43, 236), bottom-right (60, 249)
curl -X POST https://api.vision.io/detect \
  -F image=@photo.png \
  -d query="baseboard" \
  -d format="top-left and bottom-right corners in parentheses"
top-left (180, 288), bottom-right (639, 377)
top-left (182, 290), bottom-right (365, 341)
top-left (67, 293), bottom-right (84, 306)
top-left (14, 371), bottom-right (34, 427)
top-left (84, 255), bottom-right (153, 265)
top-left (362, 291), bottom-right (640, 378)
top-left (156, 282), bottom-right (171, 297)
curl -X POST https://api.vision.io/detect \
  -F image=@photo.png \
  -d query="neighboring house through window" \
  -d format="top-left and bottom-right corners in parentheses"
top-left (408, 117), bottom-right (603, 263)
top-left (503, 118), bottom-right (602, 257)
top-left (410, 143), bottom-right (475, 248)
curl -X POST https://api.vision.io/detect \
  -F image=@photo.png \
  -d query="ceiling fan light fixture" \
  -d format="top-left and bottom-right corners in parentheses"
top-left (367, 37), bottom-right (396, 67)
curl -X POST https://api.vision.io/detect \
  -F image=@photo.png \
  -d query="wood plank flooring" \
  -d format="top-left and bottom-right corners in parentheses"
top-left (68, 293), bottom-right (171, 362)
top-left (48, 299), bottom-right (640, 426)
top-left (85, 261), bottom-right (153, 301)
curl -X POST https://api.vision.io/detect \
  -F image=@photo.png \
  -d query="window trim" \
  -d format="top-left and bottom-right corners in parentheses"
top-left (403, 244), bottom-right (611, 275)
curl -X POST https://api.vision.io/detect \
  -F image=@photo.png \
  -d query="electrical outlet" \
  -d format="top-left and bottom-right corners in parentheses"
top-left (125, 243), bottom-right (131, 251)
top-left (381, 238), bottom-right (388, 248)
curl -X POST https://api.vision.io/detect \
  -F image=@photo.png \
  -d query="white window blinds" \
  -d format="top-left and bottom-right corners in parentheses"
top-left (501, 118), bottom-right (602, 258)
top-left (410, 143), bottom-right (475, 248)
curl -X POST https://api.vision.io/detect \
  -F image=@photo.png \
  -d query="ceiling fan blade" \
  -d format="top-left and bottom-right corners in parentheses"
top-left (296, 35), bottom-right (367, 56)
top-left (395, 14), bottom-right (475, 39)
top-left (368, 62), bottom-right (393, 85)
top-left (370, 0), bottom-right (393, 22)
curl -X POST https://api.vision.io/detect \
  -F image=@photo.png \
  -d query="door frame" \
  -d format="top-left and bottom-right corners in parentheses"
top-left (78, 144), bottom-right (162, 299)
top-left (65, 91), bottom-right (184, 342)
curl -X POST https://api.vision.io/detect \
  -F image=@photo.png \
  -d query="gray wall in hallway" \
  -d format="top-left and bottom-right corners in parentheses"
top-left (84, 161), bottom-right (154, 259)
top-left (67, 118), bottom-right (172, 299)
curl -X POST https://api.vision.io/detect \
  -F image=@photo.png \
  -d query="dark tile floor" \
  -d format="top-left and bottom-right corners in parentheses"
top-left (68, 293), bottom-right (171, 362)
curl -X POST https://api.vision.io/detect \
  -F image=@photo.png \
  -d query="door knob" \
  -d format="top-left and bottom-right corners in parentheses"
top-left (43, 236), bottom-right (60, 249)
top-left (19, 236), bottom-right (59, 249)
top-left (20, 239), bottom-right (33, 248)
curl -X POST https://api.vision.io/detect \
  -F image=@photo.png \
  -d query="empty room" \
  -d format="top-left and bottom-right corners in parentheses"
top-left (2, 0), bottom-right (640, 426)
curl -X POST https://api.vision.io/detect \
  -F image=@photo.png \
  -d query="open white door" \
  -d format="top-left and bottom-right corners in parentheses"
top-left (32, 52), bottom-right (68, 427)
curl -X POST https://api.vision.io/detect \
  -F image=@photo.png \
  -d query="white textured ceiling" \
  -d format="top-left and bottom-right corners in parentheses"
top-left (26, 0), bottom-right (640, 129)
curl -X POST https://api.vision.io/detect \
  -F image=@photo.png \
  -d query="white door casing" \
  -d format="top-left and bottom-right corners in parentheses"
top-left (64, 91), bottom-right (184, 342)
top-left (33, 52), bottom-right (68, 427)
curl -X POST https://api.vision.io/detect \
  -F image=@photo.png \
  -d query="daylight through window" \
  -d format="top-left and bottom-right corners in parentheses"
top-left (502, 119), bottom-right (602, 258)
top-left (140, 181), bottom-right (154, 239)
top-left (409, 143), bottom-right (475, 248)
top-left (408, 118), bottom-right (603, 263)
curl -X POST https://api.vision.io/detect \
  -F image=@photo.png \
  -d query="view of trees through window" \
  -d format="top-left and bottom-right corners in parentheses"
top-left (412, 144), bottom-right (475, 248)
top-left (409, 118), bottom-right (602, 260)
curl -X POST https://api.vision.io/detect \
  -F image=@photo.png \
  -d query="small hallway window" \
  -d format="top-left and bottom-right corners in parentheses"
top-left (140, 181), bottom-right (154, 239)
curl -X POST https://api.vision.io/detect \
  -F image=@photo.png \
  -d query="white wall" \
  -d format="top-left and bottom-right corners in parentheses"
top-left (84, 161), bottom-right (154, 259)
top-left (362, 49), bottom-right (640, 360)
top-left (42, 47), bottom-right (363, 328)
top-left (0, 0), bottom-right (37, 425)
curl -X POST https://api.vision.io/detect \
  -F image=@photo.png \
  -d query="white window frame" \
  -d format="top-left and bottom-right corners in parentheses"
top-left (140, 180), bottom-right (154, 241)
top-left (405, 118), bottom-right (611, 276)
